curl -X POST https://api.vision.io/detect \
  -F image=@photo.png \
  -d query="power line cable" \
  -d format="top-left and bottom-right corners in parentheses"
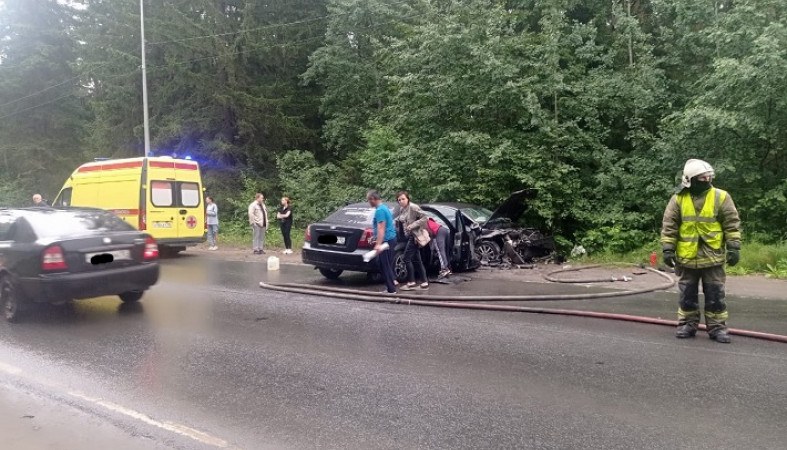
top-left (0, 63), bottom-right (111, 111)
top-left (0, 10), bottom-right (426, 119)
top-left (147, 0), bottom-right (415, 46)
top-left (0, 69), bottom-right (139, 121)
top-left (148, 12), bottom-right (427, 70)
top-left (0, 0), bottom-right (418, 107)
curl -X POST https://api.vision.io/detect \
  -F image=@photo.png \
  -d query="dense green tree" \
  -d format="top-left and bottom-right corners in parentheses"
top-left (76, 0), bottom-right (326, 171)
top-left (302, 0), bottom-right (424, 157)
top-left (0, 0), bottom-right (785, 249)
top-left (657, 0), bottom-right (787, 240)
top-left (0, 0), bottom-right (89, 200)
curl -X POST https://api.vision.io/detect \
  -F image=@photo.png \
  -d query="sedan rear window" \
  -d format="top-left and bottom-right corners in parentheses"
top-left (24, 210), bottom-right (134, 239)
top-left (325, 206), bottom-right (376, 226)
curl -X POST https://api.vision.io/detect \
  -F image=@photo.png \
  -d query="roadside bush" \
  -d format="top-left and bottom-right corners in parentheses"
top-left (276, 150), bottom-right (366, 226)
top-left (575, 225), bottom-right (657, 255)
top-left (0, 175), bottom-right (32, 206)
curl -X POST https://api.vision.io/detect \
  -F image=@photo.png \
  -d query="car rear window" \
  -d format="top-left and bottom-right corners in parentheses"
top-left (325, 206), bottom-right (377, 226)
top-left (24, 210), bottom-right (135, 239)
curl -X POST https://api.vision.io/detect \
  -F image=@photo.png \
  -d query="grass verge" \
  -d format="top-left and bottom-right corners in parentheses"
top-left (210, 221), bottom-right (305, 249)
top-left (574, 242), bottom-right (787, 279)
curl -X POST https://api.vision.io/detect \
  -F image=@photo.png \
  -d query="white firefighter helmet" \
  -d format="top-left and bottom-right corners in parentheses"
top-left (681, 159), bottom-right (714, 188)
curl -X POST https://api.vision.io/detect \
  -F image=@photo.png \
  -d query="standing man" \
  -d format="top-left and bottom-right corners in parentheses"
top-left (661, 159), bottom-right (741, 343)
top-left (206, 196), bottom-right (219, 250)
top-left (32, 194), bottom-right (48, 206)
top-left (367, 190), bottom-right (397, 294)
top-left (248, 193), bottom-right (268, 254)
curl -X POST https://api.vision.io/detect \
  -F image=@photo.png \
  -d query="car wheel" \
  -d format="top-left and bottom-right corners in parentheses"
top-left (0, 277), bottom-right (23, 323)
top-left (119, 290), bottom-right (144, 303)
top-left (366, 272), bottom-right (383, 283)
top-left (319, 268), bottom-right (343, 280)
top-left (393, 251), bottom-right (407, 282)
top-left (476, 241), bottom-right (501, 263)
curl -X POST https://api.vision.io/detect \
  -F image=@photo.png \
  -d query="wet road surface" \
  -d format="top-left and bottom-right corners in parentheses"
top-left (1, 256), bottom-right (786, 449)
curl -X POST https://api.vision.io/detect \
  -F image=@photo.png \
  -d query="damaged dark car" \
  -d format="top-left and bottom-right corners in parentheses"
top-left (422, 189), bottom-right (557, 266)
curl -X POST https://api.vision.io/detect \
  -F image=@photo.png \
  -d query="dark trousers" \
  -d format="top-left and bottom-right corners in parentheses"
top-left (676, 264), bottom-right (728, 333)
top-left (378, 238), bottom-right (397, 293)
top-left (404, 235), bottom-right (428, 284)
top-left (280, 222), bottom-right (292, 249)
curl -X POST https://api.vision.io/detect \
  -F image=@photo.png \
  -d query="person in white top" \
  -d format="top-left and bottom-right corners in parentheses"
top-left (248, 193), bottom-right (268, 254)
top-left (206, 196), bottom-right (219, 250)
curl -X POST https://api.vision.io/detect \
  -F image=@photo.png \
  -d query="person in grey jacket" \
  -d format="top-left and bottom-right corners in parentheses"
top-left (206, 196), bottom-right (219, 250)
top-left (395, 190), bottom-right (430, 290)
top-left (248, 193), bottom-right (268, 254)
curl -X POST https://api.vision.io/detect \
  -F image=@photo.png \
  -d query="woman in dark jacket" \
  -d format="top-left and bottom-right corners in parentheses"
top-left (395, 191), bottom-right (429, 290)
top-left (277, 197), bottom-right (293, 254)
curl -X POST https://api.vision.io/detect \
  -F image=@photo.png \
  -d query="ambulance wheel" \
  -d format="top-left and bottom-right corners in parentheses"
top-left (119, 290), bottom-right (144, 303)
top-left (160, 246), bottom-right (184, 257)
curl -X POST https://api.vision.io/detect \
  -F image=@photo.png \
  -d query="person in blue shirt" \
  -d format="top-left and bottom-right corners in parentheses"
top-left (367, 190), bottom-right (397, 293)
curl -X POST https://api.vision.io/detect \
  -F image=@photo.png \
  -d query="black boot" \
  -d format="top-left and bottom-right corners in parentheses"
top-left (709, 329), bottom-right (731, 343)
top-left (675, 324), bottom-right (697, 339)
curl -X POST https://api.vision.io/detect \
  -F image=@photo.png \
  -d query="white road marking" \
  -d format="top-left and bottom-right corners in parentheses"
top-left (0, 361), bottom-right (231, 448)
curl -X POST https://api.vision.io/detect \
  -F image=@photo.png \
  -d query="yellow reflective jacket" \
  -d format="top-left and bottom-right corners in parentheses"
top-left (660, 187), bottom-right (742, 269)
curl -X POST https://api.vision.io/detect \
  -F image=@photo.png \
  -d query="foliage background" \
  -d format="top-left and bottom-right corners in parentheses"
top-left (1, 0), bottom-right (785, 252)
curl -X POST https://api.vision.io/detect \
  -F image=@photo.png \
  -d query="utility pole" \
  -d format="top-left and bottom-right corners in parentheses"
top-left (140, 0), bottom-right (151, 155)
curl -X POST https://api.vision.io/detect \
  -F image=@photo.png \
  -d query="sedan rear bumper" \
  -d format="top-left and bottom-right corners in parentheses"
top-left (302, 244), bottom-right (381, 273)
top-left (17, 263), bottom-right (160, 303)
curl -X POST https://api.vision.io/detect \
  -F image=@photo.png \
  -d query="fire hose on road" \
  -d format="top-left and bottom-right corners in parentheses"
top-left (259, 265), bottom-right (787, 344)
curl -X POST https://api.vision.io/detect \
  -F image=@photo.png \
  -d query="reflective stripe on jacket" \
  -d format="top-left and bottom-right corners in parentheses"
top-left (660, 186), bottom-right (742, 269)
top-left (676, 188), bottom-right (725, 264)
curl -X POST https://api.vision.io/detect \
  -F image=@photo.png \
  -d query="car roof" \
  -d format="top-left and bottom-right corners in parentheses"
top-left (0, 206), bottom-right (109, 216)
top-left (342, 201), bottom-right (397, 209)
top-left (423, 202), bottom-right (476, 210)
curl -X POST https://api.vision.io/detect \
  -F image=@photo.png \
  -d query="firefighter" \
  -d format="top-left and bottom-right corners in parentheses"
top-left (660, 159), bottom-right (742, 343)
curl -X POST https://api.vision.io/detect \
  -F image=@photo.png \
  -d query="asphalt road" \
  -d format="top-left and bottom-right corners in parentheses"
top-left (1, 256), bottom-right (786, 449)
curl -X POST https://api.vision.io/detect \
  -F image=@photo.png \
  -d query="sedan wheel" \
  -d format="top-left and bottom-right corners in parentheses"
top-left (119, 290), bottom-right (144, 303)
top-left (1, 277), bottom-right (23, 323)
top-left (476, 241), bottom-right (501, 263)
top-left (393, 251), bottom-right (407, 282)
top-left (319, 268), bottom-right (343, 280)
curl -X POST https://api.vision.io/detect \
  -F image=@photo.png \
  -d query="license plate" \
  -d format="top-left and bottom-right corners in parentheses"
top-left (85, 249), bottom-right (131, 263)
top-left (336, 236), bottom-right (345, 245)
top-left (153, 222), bottom-right (173, 228)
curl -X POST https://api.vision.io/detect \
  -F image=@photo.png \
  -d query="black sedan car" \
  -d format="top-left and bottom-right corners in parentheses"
top-left (302, 202), bottom-right (480, 281)
top-left (422, 189), bottom-right (556, 264)
top-left (0, 207), bottom-right (160, 322)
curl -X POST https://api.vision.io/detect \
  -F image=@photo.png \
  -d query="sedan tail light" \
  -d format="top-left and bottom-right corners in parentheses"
top-left (42, 245), bottom-right (68, 271)
top-left (143, 237), bottom-right (159, 259)
top-left (358, 228), bottom-right (374, 248)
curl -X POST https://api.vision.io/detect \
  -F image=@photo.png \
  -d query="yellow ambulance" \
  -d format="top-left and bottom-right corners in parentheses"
top-left (53, 157), bottom-right (206, 252)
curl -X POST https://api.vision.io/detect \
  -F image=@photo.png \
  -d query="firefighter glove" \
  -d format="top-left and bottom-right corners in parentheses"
top-left (726, 248), bottom-right (740, 267)
top-left (663, 250), bottom-right (677, 268)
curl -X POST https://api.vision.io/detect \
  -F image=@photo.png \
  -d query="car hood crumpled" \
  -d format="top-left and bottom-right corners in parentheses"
top-left (485, 189), bottom-right (538, 224)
